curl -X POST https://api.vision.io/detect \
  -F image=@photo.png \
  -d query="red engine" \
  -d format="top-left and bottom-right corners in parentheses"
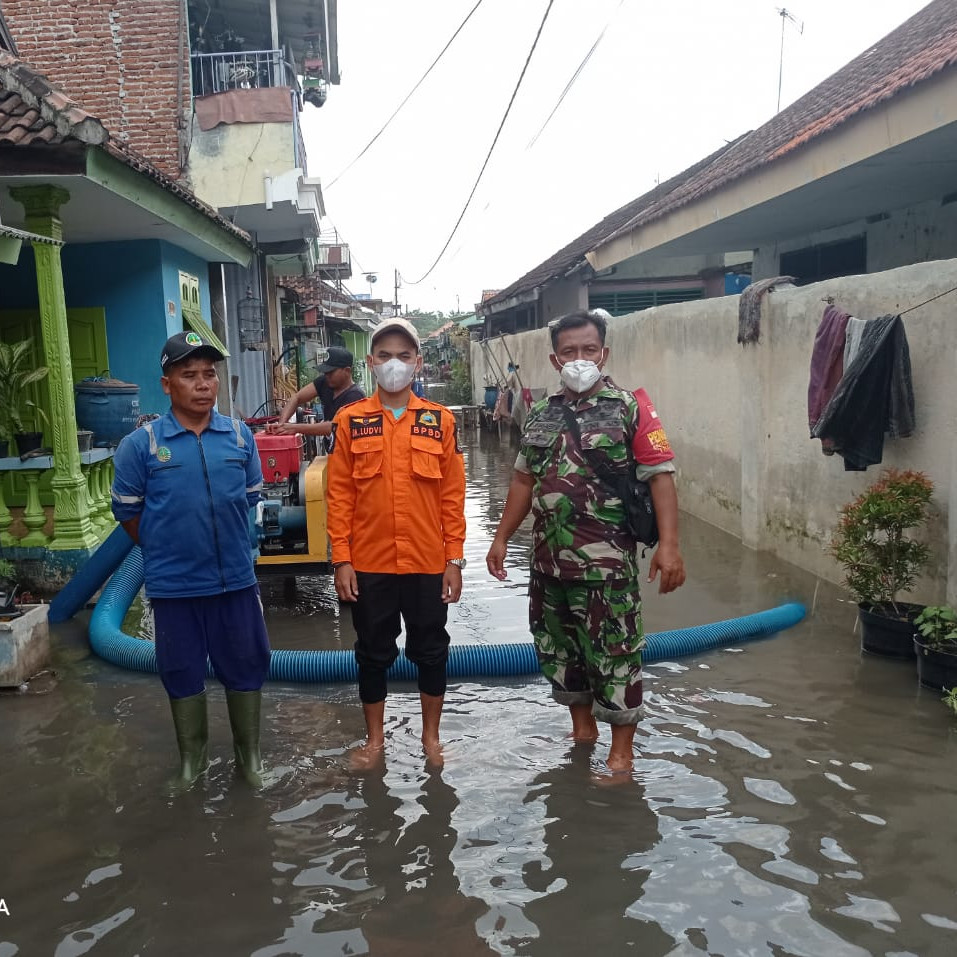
top-left (253, 432), bottom-right (303, 486)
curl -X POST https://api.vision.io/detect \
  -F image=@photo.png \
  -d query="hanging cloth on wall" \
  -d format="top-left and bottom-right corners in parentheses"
top-left (810, 314), bottom-right (915, 471)
top-left (842, 316), bottom-right (867, 370)
top-left (807, 303), bottom-right (851, 433)
top-left (737, 275), bottom-right (795, 344)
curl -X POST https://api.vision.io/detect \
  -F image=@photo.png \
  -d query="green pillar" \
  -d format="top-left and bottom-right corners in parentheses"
top-left (9, 185), bottom-right (99, 550)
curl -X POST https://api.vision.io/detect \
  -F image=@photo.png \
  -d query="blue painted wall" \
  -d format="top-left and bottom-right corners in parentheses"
top-left (0, 240), bottom-right (214, 414)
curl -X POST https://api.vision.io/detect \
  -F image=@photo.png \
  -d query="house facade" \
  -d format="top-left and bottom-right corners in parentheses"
top-left (587, 0), bottom-right (957, 292)
top-left (0, 50), bottom-right (252, 583)
top-left (3, 0), bottom-right (342, 420)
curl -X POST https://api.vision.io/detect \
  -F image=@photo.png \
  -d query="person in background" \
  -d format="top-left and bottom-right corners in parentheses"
top-left (111, 331), bottom-right (271, 790)
top-left (269, 345), bottom-right (364, 444)
top-left (326, 318), bottom-right (466, 768)
top-left (486, 310), bottom-right (685, 776)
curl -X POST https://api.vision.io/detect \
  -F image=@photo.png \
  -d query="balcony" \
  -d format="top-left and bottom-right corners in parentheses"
top-left (191, 49), bottom-right (296, 97)
top-left (315, 243), bottom-right (352, 280)
top-left (187, 47), bottom-right (319, 245)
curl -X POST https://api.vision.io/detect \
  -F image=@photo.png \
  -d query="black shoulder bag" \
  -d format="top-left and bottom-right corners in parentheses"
top-left (561, 405), bottom-right (659, 550)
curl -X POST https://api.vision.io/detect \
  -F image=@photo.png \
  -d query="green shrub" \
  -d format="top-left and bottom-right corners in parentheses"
top-left (830, 469), bottom-right (933, 614)
top-left (915, 605), bottom-right (957, 652)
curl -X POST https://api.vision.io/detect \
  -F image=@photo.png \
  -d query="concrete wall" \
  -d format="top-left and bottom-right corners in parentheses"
top-left (189, 122), bottom-right (296, 210)
top-left (471, 258), bottom-right (957, 604)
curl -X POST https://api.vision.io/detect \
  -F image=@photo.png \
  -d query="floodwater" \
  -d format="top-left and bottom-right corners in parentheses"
top-left (2, 428), bottom-right (956, 957)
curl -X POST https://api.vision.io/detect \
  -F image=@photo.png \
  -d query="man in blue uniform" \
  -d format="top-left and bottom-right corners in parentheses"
top-left (111, 331), bottom-right (270, 789)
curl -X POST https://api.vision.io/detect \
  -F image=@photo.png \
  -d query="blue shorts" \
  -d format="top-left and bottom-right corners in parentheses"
top-left (151, 585), bottom-right (271, 699)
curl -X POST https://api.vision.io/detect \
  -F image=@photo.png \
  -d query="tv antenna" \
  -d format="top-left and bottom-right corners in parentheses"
top-left (776, 7), bottom-right (804, 113)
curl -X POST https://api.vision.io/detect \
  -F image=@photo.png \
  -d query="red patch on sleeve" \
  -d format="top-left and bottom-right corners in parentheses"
top-left (631, 388), bottom-right (674, 465)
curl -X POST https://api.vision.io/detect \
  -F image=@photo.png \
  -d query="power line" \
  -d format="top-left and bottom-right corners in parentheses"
top-left (326, 0), bottom-right (487, 189)
top-left (527, 0), bottom-right (625, 149)
top-left (404, 0), bottom-right (557, 286)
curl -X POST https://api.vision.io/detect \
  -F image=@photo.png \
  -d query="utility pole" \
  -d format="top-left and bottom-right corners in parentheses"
top-left (393, 269), bottom-right (401, 316)
top-left (776, 7), bottom-right (804, 113)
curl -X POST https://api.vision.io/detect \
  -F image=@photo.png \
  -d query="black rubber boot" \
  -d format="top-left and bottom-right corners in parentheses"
top-left (168, 692), bottom-right (209, 791)
top-left (225, 689), bottom-right (267, 788)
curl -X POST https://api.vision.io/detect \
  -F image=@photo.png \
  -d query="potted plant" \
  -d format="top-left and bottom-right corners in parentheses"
top-left (830, 469), bottom-right (934, 658)
top-left (913, 605), bottom-right (957, 689)
top-left (0, 338), bottom-right (49, 455)
top-left (0, 557), bottom-right (20, 616)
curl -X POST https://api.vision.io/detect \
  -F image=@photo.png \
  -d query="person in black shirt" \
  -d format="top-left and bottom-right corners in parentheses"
top-left (269, 346), bottom-right (364, 444)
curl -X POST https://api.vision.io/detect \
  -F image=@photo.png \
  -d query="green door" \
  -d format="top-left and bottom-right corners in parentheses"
top-left (0, 308), bottom-right (109, 505)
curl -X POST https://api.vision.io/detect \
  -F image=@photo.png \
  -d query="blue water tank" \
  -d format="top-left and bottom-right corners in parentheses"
top-left (74, 378), bottom-right (141, 447)
top-left (725, 272), bottom-right (752, 295)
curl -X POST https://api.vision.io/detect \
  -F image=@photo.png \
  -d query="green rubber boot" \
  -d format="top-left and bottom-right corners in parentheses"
top-left (168, 692), bottom-right (209, 791)
top-left (225, 689), bottom-right (267, 788)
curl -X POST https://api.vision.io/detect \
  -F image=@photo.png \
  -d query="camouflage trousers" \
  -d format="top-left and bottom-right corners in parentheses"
top-left (528, 572), bottom-right (644, 725)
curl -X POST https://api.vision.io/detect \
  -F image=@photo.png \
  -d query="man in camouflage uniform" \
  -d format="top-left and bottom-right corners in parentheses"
top-left (486, 310), bottom-right (685, 773)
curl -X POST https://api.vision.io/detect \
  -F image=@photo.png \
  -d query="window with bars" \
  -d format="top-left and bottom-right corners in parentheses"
top-left (779, 235), bottom-right (866, 286)
top-left (588, 288), bottom-right (704, 316)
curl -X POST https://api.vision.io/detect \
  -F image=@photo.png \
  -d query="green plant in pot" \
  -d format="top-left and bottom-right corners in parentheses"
top-left (0, 338), bottom-right (49, 455)
top-left (913, 605), bottom-right (957, 690)
top-left (0, 557), bottom-right (19, 614)
top-left (830, 469), bottom-right (934, 659)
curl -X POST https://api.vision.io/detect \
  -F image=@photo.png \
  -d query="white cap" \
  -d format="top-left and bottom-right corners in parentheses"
top-left (370, 317), bottom-right (420, 351)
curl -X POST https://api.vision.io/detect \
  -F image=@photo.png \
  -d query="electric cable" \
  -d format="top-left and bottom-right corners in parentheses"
top-left (327, 0), bottom-right (488, 188)
top-left (405, 0), bottom-right (556, 286)
top-left (527, 0), bottom-right (626, 149)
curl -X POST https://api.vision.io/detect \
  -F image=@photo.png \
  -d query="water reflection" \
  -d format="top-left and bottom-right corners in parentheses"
top-left (2, 430), bottom-right (957, 956)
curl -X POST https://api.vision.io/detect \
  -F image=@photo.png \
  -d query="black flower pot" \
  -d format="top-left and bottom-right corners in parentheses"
top-left (0, 439), bottom-right (8, 458)
top-left (914, 639), bottom-right (957, 690)
top-left (858, 602), bottom-right (923, 659)
top-left (14, 431), bottom-right (43, 455)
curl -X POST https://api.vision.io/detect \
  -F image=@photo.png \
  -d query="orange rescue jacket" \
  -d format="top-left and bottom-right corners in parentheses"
top-left (327, 391), bottom-right (466, 574)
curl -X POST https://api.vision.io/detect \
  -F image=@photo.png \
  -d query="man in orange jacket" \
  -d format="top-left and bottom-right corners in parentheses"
top-left (327, 318), bottom-right (466, 766)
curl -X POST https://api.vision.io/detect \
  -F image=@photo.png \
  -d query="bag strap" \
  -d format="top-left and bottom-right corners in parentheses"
top-left (559, 403), bottom-right (631, 491)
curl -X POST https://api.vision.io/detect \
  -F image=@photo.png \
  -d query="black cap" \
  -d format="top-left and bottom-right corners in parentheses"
top-left (317, 345), bottom-right (354, 374)
top-left (160, 331), bottom-right (225, 372)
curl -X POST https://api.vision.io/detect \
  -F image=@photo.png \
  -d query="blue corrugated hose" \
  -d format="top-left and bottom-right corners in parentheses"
top-left (49, 525), bottom-right (135, 624)
top-left (89, 547), bottom-right (806, 681)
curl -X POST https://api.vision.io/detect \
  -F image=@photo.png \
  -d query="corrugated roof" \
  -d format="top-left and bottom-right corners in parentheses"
top-left (0, 51), bottom-right (253, 249)
top-left (481, 137), bottom-right (743, 313)
top-left (600, 0), bottom-right (957, 249)
top-left (0, 221), bottom-right (60, 245)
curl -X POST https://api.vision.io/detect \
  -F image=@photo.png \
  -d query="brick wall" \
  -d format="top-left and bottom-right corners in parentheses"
top-left (4, 0), bottom-right (189, 177)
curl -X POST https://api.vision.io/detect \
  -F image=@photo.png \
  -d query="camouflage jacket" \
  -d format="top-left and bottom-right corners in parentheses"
top-left (519, 381), bottom-right (642, 583)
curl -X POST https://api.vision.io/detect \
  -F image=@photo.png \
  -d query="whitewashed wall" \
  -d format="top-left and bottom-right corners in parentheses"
top-left (472, 259), bottom-right (957, 603)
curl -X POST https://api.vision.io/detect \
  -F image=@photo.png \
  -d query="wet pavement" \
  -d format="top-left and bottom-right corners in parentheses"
top-left (1, 428), bottom-right (956, 956)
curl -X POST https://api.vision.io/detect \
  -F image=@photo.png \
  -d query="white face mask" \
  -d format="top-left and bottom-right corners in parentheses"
top-left (373, 357), bottom-right (417, 392)
top-left (559, 359), bottom-right (602, 394)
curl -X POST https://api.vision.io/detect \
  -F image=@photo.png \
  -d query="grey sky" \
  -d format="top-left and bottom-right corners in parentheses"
top-left (302, 0), bottom-right (930, 313)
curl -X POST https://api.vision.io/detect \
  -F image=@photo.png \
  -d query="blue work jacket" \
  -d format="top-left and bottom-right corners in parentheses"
top-left (111, 410), bottom-right (263, 598)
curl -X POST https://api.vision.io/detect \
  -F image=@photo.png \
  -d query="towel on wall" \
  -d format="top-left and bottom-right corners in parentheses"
top-left (737, 276), bottom-right (795, 344)
top-left (807, 304), bottom-right (851, 432)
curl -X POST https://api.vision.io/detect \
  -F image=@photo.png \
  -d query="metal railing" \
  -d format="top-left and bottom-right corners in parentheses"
top-left (191, 49), bottom-right (299, 97)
